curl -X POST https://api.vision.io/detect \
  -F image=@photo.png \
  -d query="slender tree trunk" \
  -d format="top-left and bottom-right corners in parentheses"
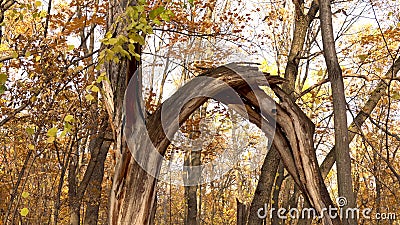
top-left (237, 198), bottom-right (248, 225)
top-left (320, 56), bottom-right (400, 178)
top-left (184, 149), bottom-right (200, 225)
top-left (66, 117), bottom-right (110, 225)
top-left (271, 163), bottom-right (284, 225)
top-left (319, 1), bottom-right (356, 224)
top-left (83, 138), bottom-right (112, 225)
top-left (3, 150), bottom-right (32, 224)
top-left (68, 147), bottom-right (80, 225)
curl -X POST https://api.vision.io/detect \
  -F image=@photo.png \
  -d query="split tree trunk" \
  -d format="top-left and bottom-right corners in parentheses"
top-left (109, 62), bottom-right (341, 224)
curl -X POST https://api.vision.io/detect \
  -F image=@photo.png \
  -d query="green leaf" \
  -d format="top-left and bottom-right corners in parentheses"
top-left (153, 18), bottom-right (161, 25)
top-left (107, 38), bottom-right (118, 45)
top-left (67, 45), bottom-right (75, 51)
top-left (64, 115), bottom-right (74, 122)
top-left (358, 54), bottom-right (368, 62)
top-left (20, 208), bottom-right (29, 217)
top-left (393, 92), bottom-right (400, 100)
top-left (128, 44), bottom-right (136, 55)
top-left (47, 127), bottom-right (58, 137)
top-left (22, 191), bottom-right (29, 198)
top-left (136, 5), bottom-right (145, 13)
top-left (64, 122), bottom-right (72, 130)
top-left (112, 45), bottom-right (130, 58)
top-left (0, 73), bottom-right (7, 84)
top-left (0, 84), bottom-right (6, 95)
top-left (128, 33), bottom-right (145, 45)
top-left (26, 126), bottom-right (35, 135)
top-left (96, 76), bottom-right (104, 83)
top-left (160, 12), bottom-right (171, 22)
top-left (60, 130), bottom-right (67, 138)
top-left (112, 57), bottom-right (120, 63)
top-left (149, 6), bottom-right (165, 20)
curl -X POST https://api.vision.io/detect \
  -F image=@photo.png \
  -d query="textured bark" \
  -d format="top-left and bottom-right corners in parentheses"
top-left (225, 80), bottom-right (341, 225)
top-left (111, 64), bottom-right (283, 224)
top-left (83, 135), bottom-right (112, 225)
top-left (304, 55), bottom-right (400, 225)
top-left (237, 199), bottom-right (248, 225)
top-left (320, 1), bottom-right (356, 224)
top-left (68, 118), bottom-right (111, 225)
top-left (112, 62), bottom-right (340, 224)
top-left (270, 87), bottom-right (341, 225)
top-left (68, 146), bottom-right (80, 225)
top-left (261, 2), bottom-right (320, 224)
top-left (271, 163), bottom-right (284, 225)
top-left (283, 0), bottom-right (319, 96)
top-left (246, 146), bottom-right (280, 225)
top-left (184, 150), bottom-right (200, 225)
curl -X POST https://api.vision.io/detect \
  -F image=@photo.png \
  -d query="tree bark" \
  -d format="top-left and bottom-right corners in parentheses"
top-left (184, 149), bottom-right (200, 225)
top-left (83, 135), bottom-right (112, 225)
top-left (68, 146), bottom-right (80, 225)
top-left (271, 163), bottom-right (284, 225)
top-left (237, 198), bottom-right (248, 225)
top-left (246, 146), bottom-right (280, 225)
top-left (68, 118), bottom-right (111, 225)
top-left (283, 0), bottom-right (319, 96)
top-left (112, 62), bottom-right (340, 225)
top-left (319, 1), bottom-right (356, 224)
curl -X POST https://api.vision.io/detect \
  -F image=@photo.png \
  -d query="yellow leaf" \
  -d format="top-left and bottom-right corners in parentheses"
top-left (85, 94), bottom-right (95, 101)
top-left (35, 55), bottom-right (41, 61)
top-left (22, 191), bottom-right (29, 198)
top-left (317, 68), bottom-right (323, 76)
top-left (91, 85), bottom-right (100, 92)
top-left (47, 127), bottom-right (58, 137)
top-left (39, 10), bottom-right (47, 18)
top-left (34, 1), bottom-right (42, 7)
top-left (28, 144), bottom-right (35, 150)
top-left (20, 208), bottom-right (29, 217)
top-left (47, 136), bottom-right (55, 143)
top-left (11, 51), bottom-right (18, 59)
top-left (26, 126), bottom-right (35, 135)
top-left (67, 45), bottom-right (75, 51)
top-left (30, 96), bottom-right (37, 103)
top-left (64, 115), bottom-right (74, 122)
